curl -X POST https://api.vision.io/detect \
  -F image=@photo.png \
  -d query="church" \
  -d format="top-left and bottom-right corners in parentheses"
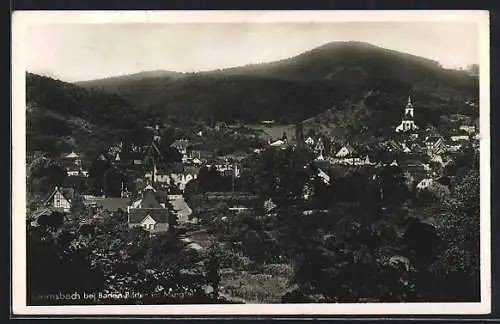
top-left (395, 96), bottom-right (419, 133)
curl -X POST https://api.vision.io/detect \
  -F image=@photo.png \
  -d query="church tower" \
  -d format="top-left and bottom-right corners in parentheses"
top-left (153, 124), bottom-right (162, 143)
top-left (395, 96), bottom-right (418, 133)
top-left (295, 122), bottom-right (304, 148)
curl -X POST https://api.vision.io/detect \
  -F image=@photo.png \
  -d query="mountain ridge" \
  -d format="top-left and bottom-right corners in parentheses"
top-left (74, 41), bottom-right (477, 129)
top-left (27, 41), bottom-right (478, 153)
top-left (75, 41), bottom-right (448, 84)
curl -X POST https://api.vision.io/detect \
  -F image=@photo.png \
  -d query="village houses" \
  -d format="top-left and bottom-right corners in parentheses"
top-left (127, 185), bottom-right (171, 233)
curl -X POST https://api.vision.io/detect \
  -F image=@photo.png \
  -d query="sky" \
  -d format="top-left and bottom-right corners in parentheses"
top-left (25, 21), bottom-right (480, 82)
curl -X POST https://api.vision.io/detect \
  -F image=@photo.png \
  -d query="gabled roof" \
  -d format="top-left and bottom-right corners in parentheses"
top-left (128, 208), bottom-right (169, 224)
top-left (417, 178), bottom-right (434, 188)
top-left (154, 190), bottom-right (168, 204)
top-left (171, 139), bottom-right (190, 149)
top-left (32, 206), bottom-right (61, 219)
top-left (138, 191), bottom-right (163, 208)
top-left (425, 136), bottom-right (444, 144)
top-left (64, 152), bottom-right (80, 158)
top-left (141, 214), bottom-right (157, 224)
top-left (45, 187), bottom-right (75, 204)
top-left (335, 145), bottom-right (355, 157)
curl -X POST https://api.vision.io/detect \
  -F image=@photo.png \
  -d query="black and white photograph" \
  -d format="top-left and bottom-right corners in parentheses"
top-left (12, 10), bottom-right (490, 315)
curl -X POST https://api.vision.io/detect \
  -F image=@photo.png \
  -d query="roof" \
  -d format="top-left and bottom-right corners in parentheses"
top-left (138, 191), bottom-right (163, 208)
top-left (336, 145), bottom-right (355, 157)
top-left (270, 139), bottom-right (286, 146)
top-left (32, 206), bottom-right (61, 219)
top-left (89, 198), bottom-right (131, 212)
top-left (417, 178), bottom-right (434, 187)
top-left (128, 208), bottom-right (169, 224)
top-left (64, 152), bottom-right (80, 158)
top-left (171, 139), bottom-right (190, 149)
top-left (425, 136), bottom-right (444, 143)
top-left (66, 165), bottom-right (80, 172)
top-left (154, 190), bottom-right (168, 204)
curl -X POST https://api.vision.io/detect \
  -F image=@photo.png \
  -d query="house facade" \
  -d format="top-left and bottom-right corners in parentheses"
top-left (45, 187), bottom-right (75, 212)
top-left (128, 209), bottom-right (170, 233)
top-left (416, 178), bottom-right (434, 190)
top-left (425, 136), bottom-right (446, 156)
top-left (170, 139), bottom-right (190, 156)
top-left (128, 186), bottom-right (170, 233)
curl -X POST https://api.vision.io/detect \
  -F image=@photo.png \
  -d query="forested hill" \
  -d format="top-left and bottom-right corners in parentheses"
top-left (26, 73), bottom-right (153, 157)
top-left (76, 41), bottom-right (478, 129)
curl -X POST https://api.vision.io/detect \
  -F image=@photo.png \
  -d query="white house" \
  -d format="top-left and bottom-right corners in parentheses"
top-left (45, 187), bottom-right (75, 212)
top-left (459, 125), bottom-right (476, 134)
top-left (402, 143), bottom-right (411, 153)
top-left (430, 155), bottom-right (446, 167)
top-left (417, 178), bottom-right (434, 190)
top-left (128, 188), bottom-right (170, 233)
top-left (305, 137), bottom-right (315, 145)
top-left (447, 144), bottom-right (462, 152)
top-left (451, 135), bottom-right (470, 142)
top-left (66, 166), bottom-right (80, 177)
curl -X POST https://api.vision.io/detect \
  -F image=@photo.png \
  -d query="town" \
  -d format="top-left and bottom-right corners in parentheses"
top-left (26, 93), bottom-right (480, 304)
top-left (30, 96), bottom-right (478, 228)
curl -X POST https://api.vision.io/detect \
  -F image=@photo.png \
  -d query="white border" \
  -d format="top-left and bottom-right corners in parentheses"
top-left (12, 10), bottom-right (491, 316)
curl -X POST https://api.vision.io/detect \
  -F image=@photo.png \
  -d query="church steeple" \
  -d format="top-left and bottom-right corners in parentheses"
top-left (395, 95), bottom-right (418, 133)
top-left (404, 96), bottom-right (414, 119)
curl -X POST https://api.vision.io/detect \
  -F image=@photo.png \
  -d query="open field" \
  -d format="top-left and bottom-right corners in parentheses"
top-left (245, 124), bottom-right (296, 142)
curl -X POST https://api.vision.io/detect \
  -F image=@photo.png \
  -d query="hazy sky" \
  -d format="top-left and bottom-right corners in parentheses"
top-left (25, 22), bottom-right (480, 82)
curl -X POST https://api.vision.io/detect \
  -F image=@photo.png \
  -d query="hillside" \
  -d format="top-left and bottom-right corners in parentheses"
top-left (76, 41), bottom-right (479, 131)
top-left (26, 73), bottom-right (153, 157)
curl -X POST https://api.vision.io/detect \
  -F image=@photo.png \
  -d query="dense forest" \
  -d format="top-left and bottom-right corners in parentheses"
top-left (182, 146), bottom-right (480, 303)
top-left (26, 73), bottom-right (156, 157)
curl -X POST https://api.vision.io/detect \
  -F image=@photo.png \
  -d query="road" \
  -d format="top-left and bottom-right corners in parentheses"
top-left (168, 194), bottom-right (193, 224)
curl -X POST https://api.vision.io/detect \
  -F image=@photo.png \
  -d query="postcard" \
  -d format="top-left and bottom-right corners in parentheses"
top-left (12, 10), bottom-right (490, 316)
